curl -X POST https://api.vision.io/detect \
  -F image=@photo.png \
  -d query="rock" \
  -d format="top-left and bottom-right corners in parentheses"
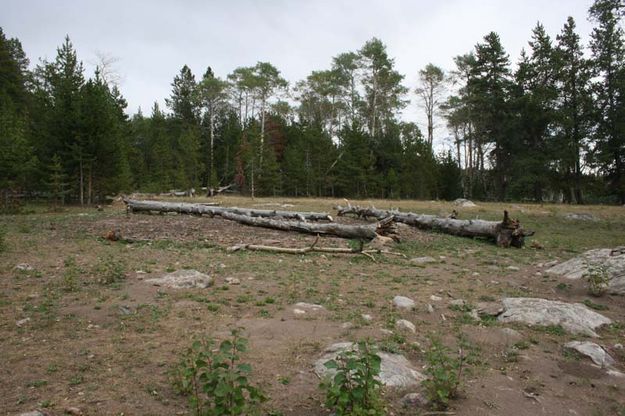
top-left (469, 309), bottom-right (480, 320)
top-left (396, 319), bottom-right (416, 333)
top-left (65, 407), bottom-right (83, 416)
top-left (564, 212), bottom-right (598, 221)
top-left (401, 391), bottom-right (429, 407)
top-left (564, 341), bottom-right (615, 368)
top-left (370, 235), bottom-right (395, 249)
top-left (16, 317), bottom-right (31, 327)
top-left (19, 412), bottom-right (45, 416)
top-left (410, 256), bottom-right (437, 265)
top-left (145, 270), bottom-right (213, 289)
top-left (314, 342), bottom-right (425, 387)
top-left (544, 260), bottom-right (559, 268)
top-left (547, 247), bottom-right (625, 294)
top-left (225, 277), bottom-right (240, 285)
top-left (427, 304), bottom-right (434, 314)
top-left (393, 296), bottom-right (416, 310)
top-left (341, 322), bottom-right (354, 329)
top-left (380, 328), bottom-right (394, 335)
top-left (476, 302), bottom-right (504, 317)
top-left (453, 198), bottom-right (477, 207)
top-left (498, 297), bottom-right (611, 337)
top-left (614, 343), bottom-right (624, 350)
top-left (15, 263), bottom-right (33, 271)
top-left (294, 302), bottom-right (325, 311)
top-left (450, 299), bottom-right (467, 307)
top-left (293, 309), bottom-right (306, 315)
top-left (429, 295), bottom-right (442, 302)
top-left (361, 314), bottom-right (373, 322)
top-left (507, 266), bottom-right (520, 271)
top-left (118, 305), bottom-right (133, 316)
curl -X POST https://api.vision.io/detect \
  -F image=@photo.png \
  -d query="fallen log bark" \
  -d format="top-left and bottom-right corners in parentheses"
top-left (336, 204), bottom-right (533, 248)
top-left (124, 199), bottom-right (396, 240)
top-left (125, 199), bottom-right (333, 221)
top-left (207, 183), bottom-right (234, 197)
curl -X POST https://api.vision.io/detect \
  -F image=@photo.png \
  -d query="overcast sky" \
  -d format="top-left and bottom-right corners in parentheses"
top-left (2, 0), bottom-right (596, 144)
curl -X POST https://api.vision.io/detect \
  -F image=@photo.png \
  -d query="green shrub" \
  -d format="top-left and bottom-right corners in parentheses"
top-left (173, 330), bottom-right (266, 415)
top-left (320, 340), bottom-right (384, 416)
top-left (422, 336), bottom-right (465, 410)
top-left (584, 263), bottom-right (609, 297)
top-left (96, 256), bottom-right (126, 285)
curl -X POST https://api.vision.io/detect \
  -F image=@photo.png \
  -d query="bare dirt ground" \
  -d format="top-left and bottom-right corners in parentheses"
top-left (1, 197), bottom-right (625, 416)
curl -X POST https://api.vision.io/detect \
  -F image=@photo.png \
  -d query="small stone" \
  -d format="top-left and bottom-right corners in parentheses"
top-left (225, 277), bottom-right (240, 285)
top-left (393, 295), bottom-right (415, 310)
top-left (564, 213), bottom-right (598, 221)
top-left (401, 391), bottom-right (429, 407)
top-left (534, 272), bottom-right (543, 277)
top-left (18, 411), bottom-right (45, 416)
top-left (361, 314), bottom-right (373, 322)
top-left (15, 263), bottom-right (34, 271)
top-left (453, 198), bottom-right (477, 207)
top-left (614, 343), bottom-right (624, 350)
top-left (380, 328), bottom-right (393, 335)
top-left (135, 270), bottom-right (147, 274)
top-left (430, 295), bottom-right (442, 302)
top-left (294, 302), bottom-right (324, 311)
top-left (396, 319), bottom-right (416, 333)
top-left (118, 305), bottom-right (132, 316)
top-left (293, 309), bottom-right (306, 315)
top-left (341, 322), bottom-right (354, 329)
top-left (469, 309), bottom-right (479, 320)
top-left (65, 407), bottom-right (83, 416)
top-left (544, 260), bottom-right (559, 268)
top-left (472, 272), bottom-right (480, 276)
top-left (427, 304), bottom-right (434, 314)
top-left (145, 269), bottom-right (213, 289)
top-left (16, 317), bottom-right (31, 327)
top-left (450, 299), bottom-right (467, 307)
top-left (507, 266), bottom-right (520, 271)
top-left (476, 302), bottom-right (503, 317)
top-left (410, 256), bottom-right (437, 265)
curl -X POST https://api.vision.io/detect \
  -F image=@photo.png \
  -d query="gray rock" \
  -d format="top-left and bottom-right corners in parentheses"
top-left (19, 412), bottom-right (45, 416)
top-left (294, 302), bottom-right (325, 311)
top-left (507, 266), bottom-right (520, 271)
top-left (361, 314), bottom-right (373, 322)
top-left (16, 317), bottom-right (31, 327)
top-left (564, 212), bottom-right (598, 221)
top-left (498, 297), bottom-right (611, 337)
top-left (547, 247), bottom-right (625, 294)
top-left (450, 299), bottom-right (467, 307)
top-left (410, 256), bottom-right (437, 265)
top-left (564, 341), bottom-right (615, 368)
top-left (15, 263), bottom-right (34, 271)
top-left (225, 277), bottom-right (240, 285)
top-left (401, 391), bottom-right (429, 407)
top-left (426, 304), bottom-right (434, 314)
top-left (453, 198), bottom-right (477, 207)
top-left (429, 295), bottom-right (442, 302)
top-left (393, 295), bottom-right (415, 310)
top-left (145, 269), bottom-right (213, 289)
top-left (396, 319), bottom-right (416, 333)
top-left (314, 342), bottom-right (425, 388)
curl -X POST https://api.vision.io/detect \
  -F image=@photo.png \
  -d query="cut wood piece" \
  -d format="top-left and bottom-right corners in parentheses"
top-left (125, 199), bottom-right (332, 221)
top-left (336, 204), bottom-right (533, 248)
top-left (124, 199), bottom-right (396, 240)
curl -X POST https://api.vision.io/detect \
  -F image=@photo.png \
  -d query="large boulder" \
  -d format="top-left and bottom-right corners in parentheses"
top-left (564, 341), bottom-right (615, 368)
top-left (314, 342), bottom-right (424, 388)
top-left (547, 247), bottom-right (625, 294)
top-left (498, 298), bottom-right (611, 337)
top-left (145, 269), bottom-right (213, 289)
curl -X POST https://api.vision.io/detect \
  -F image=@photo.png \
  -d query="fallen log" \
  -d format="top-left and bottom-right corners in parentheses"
top-left (335, 204), bottom-right (533, 248)
top-left (207, 183), bottom-right (234, 197)
top-left (124, 199), bottom-right (396, 240)
top-left (125, 199), bottom-right (332, 221)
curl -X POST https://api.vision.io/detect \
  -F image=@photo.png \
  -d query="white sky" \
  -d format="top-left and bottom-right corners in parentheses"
top-left (2, 0), bottom-right (596, 148)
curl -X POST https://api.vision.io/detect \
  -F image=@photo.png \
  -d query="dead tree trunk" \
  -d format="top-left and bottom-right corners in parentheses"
top-left (336, 204), bottom-right (532, 248)
top-left (124, 199), bottom-right (396, 240)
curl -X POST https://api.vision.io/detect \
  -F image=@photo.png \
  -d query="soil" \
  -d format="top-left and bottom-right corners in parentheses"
top-left (1, 197), bottom-right (624, 415)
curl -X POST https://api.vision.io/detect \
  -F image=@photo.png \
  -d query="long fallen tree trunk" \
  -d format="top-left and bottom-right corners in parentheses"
top-left (125, 198), bottom-right (333, 221)
top-left (124, 199), bottom-right (396, 240)
top-left (336, 204), bottom-right (533, 248)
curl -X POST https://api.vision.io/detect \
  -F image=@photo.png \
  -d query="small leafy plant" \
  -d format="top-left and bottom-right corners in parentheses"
top-left (320, 340), bottom-right (384, 416)
top-left (96, 256), bottom-right (126, 285)
top-left (584, 262), bottom-right (609, 297)
top-left (422, 336), bottom-right (465, 410)
top-left (173, 330), bottom-right (266, 416)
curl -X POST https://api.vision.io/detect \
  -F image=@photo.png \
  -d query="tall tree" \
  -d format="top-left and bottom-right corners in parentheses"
top-left (589, 0), bottom-right (625, 203)
top-left (166, 65), bottom-right (199, 126)
top-left (415, 64), bottom-right (446, 148)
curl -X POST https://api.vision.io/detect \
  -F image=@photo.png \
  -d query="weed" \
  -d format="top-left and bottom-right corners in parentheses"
top-left (422, 336), bottom-right (465, 410)
top-left (96, 256), bottom-right (126, 285)
top-left (583, 299), bottom-right (609, 311)
top-left (0, 225), bottom-right (6, 252)
top-left (172, 330), bottom-right (266, 415)
top-left (62, 256), bottom-right (81, 292)
top-left (320, 340), bottom-right (384, 416)
top-left (537, 325), bottom-right (566, 336)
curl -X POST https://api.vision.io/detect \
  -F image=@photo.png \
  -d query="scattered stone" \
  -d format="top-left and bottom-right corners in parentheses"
top-left (294, 302), bottom-right (325, 311)
top-left (472, 272), bottom-right (480, 276)
top-left (118, 305), bottom-right (133, 316)
top-left (564, 341), bottom-right (616, 369)
top-left (401, 391), bottom-right (429, 408)
top-left (361, 314), bottom-right (373, 322)
top-left (426, 304), bottom-right (434, 314)
top-left (341, 322), bottom-right (354, 329)
top-left (314, 342), bottom-right (425, 387)
top-left (430, 295), bottom-right (442, 302)
top-left (65, 407), bottom-right (83, 416)
top-left (145, 270), bottom-right (213, 289)
top-left (15, 263), bottom-right (33, 271)
top-left (614, 343), bottom-right (624, 350)
top-left (16, 317), bottom-right (31, 327)
top-left (19, 411), bottom-right (46, 416)
top-left (450, 299), bottom-right (467, 307)
top-left (469, 309), bottom-right (480, 320)
top-left (547, 247), bottom-right (625, 294)
top-left (498, 297), bottom-right (612, 337)
top-left (507, 266), bottom-right (520, 271)
top-left (393, 295), bottom-right (415, 310)
top-left (476, 302), bottom-right (504, 317)
top-left (453, 198), bottom-right (477, 207)
top-left (225, 277), bottom-right (240, 285)
top-left (380, 328), bottom-right (394, 335)
top-left (564, 212), bottom-right (598, 221)
top-left (544, 260), bottom-right (559, 268)
top-left (370, 235), bottom-right (395, 249)
top-left (410, 256), bottom-right (437, 265)
top-left (396, 319), bottom-right (416, 333)
top-left (293, 309), bottom-right (306, 315)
